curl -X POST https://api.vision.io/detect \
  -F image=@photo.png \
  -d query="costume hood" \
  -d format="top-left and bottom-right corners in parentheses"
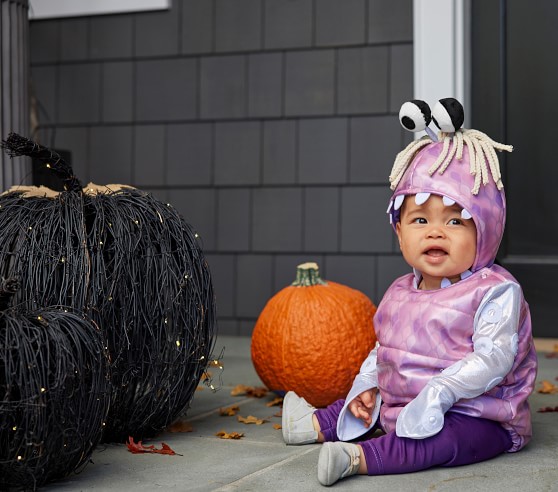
top-left (388, 99), bottom-right (513, 275)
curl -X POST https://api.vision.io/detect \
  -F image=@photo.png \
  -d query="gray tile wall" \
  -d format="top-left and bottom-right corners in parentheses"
top-left (29, 0), bottom-right (413, 336)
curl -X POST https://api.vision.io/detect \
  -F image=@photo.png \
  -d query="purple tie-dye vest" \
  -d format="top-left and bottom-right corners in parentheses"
top-left (374, 264), bottom-right (537, 452)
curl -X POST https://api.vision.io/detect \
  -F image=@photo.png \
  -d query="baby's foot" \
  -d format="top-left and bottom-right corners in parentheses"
top-left (281, 391), bottom-right (318, 445)
top-left (317, 442), bottom-right (360, 486)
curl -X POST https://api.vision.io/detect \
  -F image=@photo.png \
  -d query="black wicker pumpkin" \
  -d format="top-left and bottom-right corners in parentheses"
top-left (0, 278), bottom-right (110, 490)
top-left (0, 133), bottom-right (217, 441)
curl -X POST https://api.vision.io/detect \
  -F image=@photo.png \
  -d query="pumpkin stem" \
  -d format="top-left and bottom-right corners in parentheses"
top-left (0, 277), bottom-right (19, 311)
top-left (1, 132), bottom-right (83, 193)
top-left (291, 262), bottom-right (327, 287)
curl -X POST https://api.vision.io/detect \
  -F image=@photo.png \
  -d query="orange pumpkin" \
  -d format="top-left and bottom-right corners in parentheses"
top-left (251, 262), bottom-right (377, 408)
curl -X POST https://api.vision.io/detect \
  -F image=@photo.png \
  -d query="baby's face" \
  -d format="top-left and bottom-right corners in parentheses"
top-left (395, 194), bottom-right (477, 290)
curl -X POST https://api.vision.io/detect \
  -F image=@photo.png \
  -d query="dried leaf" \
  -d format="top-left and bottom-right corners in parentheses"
top-left (537, 406), bottom-right (558, 413)
top-left (231, 384), bottom-right (250, 396)
top-left (196, 385), bottom-right (204, 391)
top-left (126, 436), bottom-right (181, 455)
top-left (266, 397), bottom-right (284, 407)
top-left (273, 410), bottom-right (282, 418)
top-left (166, 420), bottom-right (194, 433)
top-left (215, 430), bottom-right (244, 440)
top-left (230, 385), bottom-right (268, 398)
top-left (238, 415), bottom-right (269, 425)
top-left (219, 405), bottom-right (240, 416)
top-left (246, 386), bottom-right (268, 398)
top-left (273, 424), bottom-right (282, 430)
top-left (537, 380), bottom-right (558, 394)
top-left (545, 344), bottom-right (558, 358)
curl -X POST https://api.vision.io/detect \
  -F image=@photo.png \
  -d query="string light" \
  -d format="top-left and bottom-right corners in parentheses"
top-left (0, 302), bottom-right (110, 489)
top-left (0, 134), bottom-right (216, 448)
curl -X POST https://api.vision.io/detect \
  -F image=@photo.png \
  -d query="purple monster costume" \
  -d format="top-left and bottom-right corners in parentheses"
top-left (314, 99), bottom-right (538, 475)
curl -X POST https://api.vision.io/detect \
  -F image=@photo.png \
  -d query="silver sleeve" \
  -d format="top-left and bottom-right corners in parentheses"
top-left (396, 281), bottom-right (521, 439)
top-left (336, 342), bottom-right (382, 441)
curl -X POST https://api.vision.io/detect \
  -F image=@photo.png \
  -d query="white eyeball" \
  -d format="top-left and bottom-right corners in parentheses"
top-left (399, 100), bottom-right (431, 132)
top-left (432, 98), bottom-right (464, 133)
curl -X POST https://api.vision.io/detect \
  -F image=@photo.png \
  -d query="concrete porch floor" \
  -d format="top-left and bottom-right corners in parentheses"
top-left (42, 336), bottom-right (558, 491)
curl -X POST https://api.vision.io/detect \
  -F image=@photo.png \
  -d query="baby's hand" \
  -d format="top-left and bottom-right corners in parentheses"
top-left (348, 388), bottom-right (378, 427)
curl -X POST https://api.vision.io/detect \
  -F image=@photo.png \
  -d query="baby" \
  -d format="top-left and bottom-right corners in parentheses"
top-left (281, 99), bottom-right (538, 486)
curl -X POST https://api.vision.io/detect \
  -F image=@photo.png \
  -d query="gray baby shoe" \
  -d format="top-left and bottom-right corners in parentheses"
top-left (317, 441), bottom-right (361, 486)
top-left (282, 391), bottom-right (318, 445)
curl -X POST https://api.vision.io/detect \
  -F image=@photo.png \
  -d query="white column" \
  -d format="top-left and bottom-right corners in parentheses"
top-left (1, 0), bottom-right (30, 188)
top-left (413, 0), bottom-right (471, 127)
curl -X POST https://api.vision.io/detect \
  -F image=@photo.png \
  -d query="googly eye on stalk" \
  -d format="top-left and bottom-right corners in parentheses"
top-left (399, 100), bottom-right (432, 132)
top-left (399, 100), bottom-right (438, 141)
top-left (432, 97), bottom-right (464, 133)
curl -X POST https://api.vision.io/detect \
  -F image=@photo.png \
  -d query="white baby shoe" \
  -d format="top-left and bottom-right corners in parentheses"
top-left (281, 391), bottom-right (318, 445)
top-left (317, 441), bottom-right (361, 486)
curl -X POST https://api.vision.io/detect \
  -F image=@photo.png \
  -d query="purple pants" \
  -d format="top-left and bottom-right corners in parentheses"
top-left (315, 400), bottom-right (512, 475)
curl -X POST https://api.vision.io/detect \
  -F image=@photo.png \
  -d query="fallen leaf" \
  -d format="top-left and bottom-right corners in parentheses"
top-left (545, 344), bottom-right (558, 358)
top-left (166, 420), bottom-right (194, 433)
top-left (219, 405), bottom-right (240, 416)
top-left (273, 424), bottom-right (282, 430)
top-left (537, 406), bottom-right (558, 413)
top-left (231, 384), bottom-right (250, 396)
top-left (266, 397), bottom-right (284, 407)
top-left (230, 385), bottom-right (268, 398)
top-left (246, 386), bottom-right (268, 398)
top-left (126, 436), bottom-right (181, 455)
top-left (273, 410), bottom-right (282, 418)
top-left (238, 415), bottom-right (269, 425)
top-left (196, 386), bottom-right (204, 391)
top-left (215, 430), bottom-right (244, 440)
top-left (537, 380), bottom-right (558, 394)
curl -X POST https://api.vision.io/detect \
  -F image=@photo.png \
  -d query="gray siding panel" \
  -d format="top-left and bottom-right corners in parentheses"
top-left (262, 120), bottom-right (297, 185)
top-left (368, 0), bottom-right (413, 44)
top-left (217, 188), bottom-right (252, 252)
top-left (298, 118), bottom-right (347, 184)
top-left (58, 64), bottom-right (101, 124)
top-left (337, 46), bottom-right (389, 114)
top-left (252, 188), bottom-right (303, 251)
top-left (181, 0), bottom-right (214, 54)
top-left (263, 0), bottom-right (313, 49)
top-left (304, 187), bottom-right (339, 252)
top-left (236, 254), bottom-right (273, 318)
top-left (136, 59), bottom-right (198, 121)
top-left (90, 15), bottom-right (133, 59)
top-left (133, 124), bottom-right (166, 186)
top-left (200, 55), bottom-right (247, 119)
top-left (349, 116), bottom-right (400, 183)
top-left (315, 0), bottom-right (366, 47)
top-left (248, 52), bottom-right (283, 118)
top-left (285, 50), bottom-right (335, 116)
top-left (134, 8), bottom-right (180, 57)
top-left (102, 61), bottom-right (134, 123)
top-left (215, 0), bottom-right (262, 53)
top-left (166, 123), bottom-right (213, 186)
top-left (89, 126), bottom-right (133, 184)
top-left (214, 121), bottom-right (260, 185)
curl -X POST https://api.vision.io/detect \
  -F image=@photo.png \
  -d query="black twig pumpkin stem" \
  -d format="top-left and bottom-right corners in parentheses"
top-left (0, 276), bottom-right (19, 311)
top-left (1, 132), bottom-right (83, 192)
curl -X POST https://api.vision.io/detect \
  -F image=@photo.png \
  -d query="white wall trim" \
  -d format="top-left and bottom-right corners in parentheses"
top-left (413, 0), bottom-right (471, 127)
top-left (29, 0), bottom-right (171, 19)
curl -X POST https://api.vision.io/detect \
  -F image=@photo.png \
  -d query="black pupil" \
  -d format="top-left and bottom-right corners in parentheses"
top-left (401, 115), bottom-right (415, 130)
